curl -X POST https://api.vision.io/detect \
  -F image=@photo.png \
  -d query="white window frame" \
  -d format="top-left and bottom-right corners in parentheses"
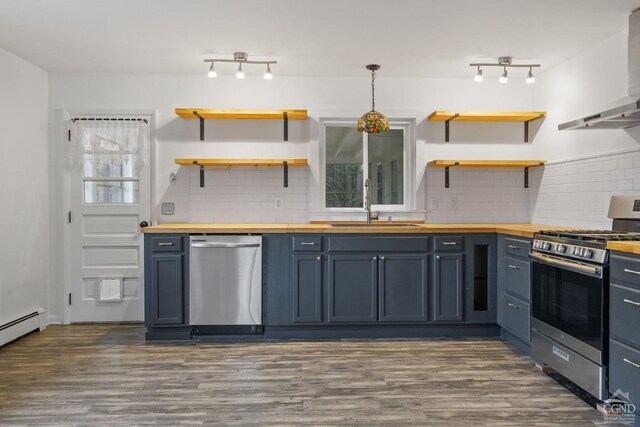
top-left (320, 118), bottom-right (415, 213)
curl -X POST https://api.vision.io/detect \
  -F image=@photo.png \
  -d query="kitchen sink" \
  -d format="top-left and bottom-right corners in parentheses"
top-left (329, 223), bottom-right (420, 227)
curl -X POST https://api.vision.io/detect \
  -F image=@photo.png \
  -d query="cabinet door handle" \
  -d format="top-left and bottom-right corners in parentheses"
top-left (436, 255), bottom-right (441, 260)
top-left (373, 256), bottom-right (377, 260)
top-left (508, 245), bottom-right (520, 250)
top-left (623, 358), bottom-right (640, 369)
top-left (508, 265), bottom-right (520, 270)
top-left (380, 256), bottom-right (385, 261)
top-left (623, 298), bottom-right (640, 307)
top-left (316, 256), bottom-right (321, 261)
top-left (300, 242), bottom-right (316, 246)
top-left (624, 268), bottom-right (640, 276)
top-left (157, 242), bottom-right (174, 246)
top-left (507, 303), bottom-right (520, 310)
top-left (552, 346), bottom-right (570, 362)
top-left (442, 242), bottom-right (457, 246)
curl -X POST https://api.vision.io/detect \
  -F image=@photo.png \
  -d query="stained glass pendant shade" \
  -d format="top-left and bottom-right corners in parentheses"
top-left (357, 64), bottom-right (390, 133)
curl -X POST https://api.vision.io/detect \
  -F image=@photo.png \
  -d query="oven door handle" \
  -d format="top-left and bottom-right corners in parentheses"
top-left (529, 252), bottom-right (603, 279)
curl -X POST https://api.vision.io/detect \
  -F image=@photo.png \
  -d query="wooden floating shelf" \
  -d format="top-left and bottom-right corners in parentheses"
top-left (175, 108), bottom-right (308, 142)
top-left (175, 158), bottom-right (308, 167)
top-left (427, 111), bottom-right (547, 143)
top-left (175, 109), bottom-right (308, 120)
top-left (175, 158), bottom-right (308, 188)
top-left (427, 160), bottom-right (547, 189)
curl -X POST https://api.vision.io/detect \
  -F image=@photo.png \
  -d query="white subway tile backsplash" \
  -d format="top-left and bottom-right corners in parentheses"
top-left (188, 166), bottom-right (309, 224)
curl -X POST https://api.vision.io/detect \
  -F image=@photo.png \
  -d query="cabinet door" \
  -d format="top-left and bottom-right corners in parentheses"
top-left (149, 253), bottom-right (185, 326)
top-left (379, 253), bottom-right (429, 322)
top-left (433, 253), bottom-right (464, 322)
top-left (291, 253), bottom-right (323, 323)
top-left (465, 234), bottom-right (497, 323)
top-left (328, 254), bottom-right (378, 323)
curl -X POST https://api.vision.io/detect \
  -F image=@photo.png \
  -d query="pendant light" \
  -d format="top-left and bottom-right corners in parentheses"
top-left (357, 64), bottom-right (390, 133)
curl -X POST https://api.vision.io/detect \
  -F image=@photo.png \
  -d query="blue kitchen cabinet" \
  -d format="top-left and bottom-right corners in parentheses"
top-left (144, 234), bottom-right (190, 340)
top-left (291, 253), bottom-right (323, 323)
top-left (433, 252), bottom-right (464, 322)
top-left (378, 253), bottom-right (429, 322)
top-left (464, 234), bottom-right (497, 323)
top-left (328, 254), bottom-right (378, 323)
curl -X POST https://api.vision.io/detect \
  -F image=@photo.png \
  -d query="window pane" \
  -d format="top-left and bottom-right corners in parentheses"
top-left (83, 153), bottom-right (140, 178)
top-left (84, 180), bottom-right (139, 204)
top-left (368, 129), bottom-right (404, 205)
top-left (326, 127), bottom-right (363, 208)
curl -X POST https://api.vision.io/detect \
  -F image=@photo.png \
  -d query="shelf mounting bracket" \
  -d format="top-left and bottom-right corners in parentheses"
top-left (193, 161), bottom-right (205, 187)
top-left (445, 162), bottom-right (460, 188)
top-left (283, 160), bottom-right (288, 187)
top-left (283, 111), bottom-right (289, 141)
top-left (444, 113), bottom-right (459, 142)
top-left (193, 111), bottom-right (205, 141)
top-left (524, 167), bottom-right (529, 188)
top-left (524, 113), bottom-right (545, 143)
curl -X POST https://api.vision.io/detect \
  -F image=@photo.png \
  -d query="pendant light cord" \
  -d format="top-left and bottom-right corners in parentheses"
top-left (371, 68), bottom-right (376, 111)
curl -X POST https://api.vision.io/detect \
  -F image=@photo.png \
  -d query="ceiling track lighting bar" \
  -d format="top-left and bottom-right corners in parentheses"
top-left (470, 57), bottom-right (540, 83)
top-left (204, 52), bottom-right (277, 79)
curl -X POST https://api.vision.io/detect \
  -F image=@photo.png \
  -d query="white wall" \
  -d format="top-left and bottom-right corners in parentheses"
top-left (49, 72), bottom-right (536, 224)
top-left (0, 47), bottom-right (49, 326)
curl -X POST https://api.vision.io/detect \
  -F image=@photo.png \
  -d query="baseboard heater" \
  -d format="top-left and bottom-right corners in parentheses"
top-left (0, 308), bottom-right (46, 348)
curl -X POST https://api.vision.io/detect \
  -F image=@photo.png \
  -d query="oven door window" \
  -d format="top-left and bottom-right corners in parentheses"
top-left (531, 261), bottom-right (604, 351)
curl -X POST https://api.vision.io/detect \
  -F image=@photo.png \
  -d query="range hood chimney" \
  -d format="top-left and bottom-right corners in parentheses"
top-left (559, 8), bottom-right (640, 130)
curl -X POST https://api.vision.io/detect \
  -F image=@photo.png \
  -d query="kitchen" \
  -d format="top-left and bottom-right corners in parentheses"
top-left (1, 0), bottom-right (640, 425)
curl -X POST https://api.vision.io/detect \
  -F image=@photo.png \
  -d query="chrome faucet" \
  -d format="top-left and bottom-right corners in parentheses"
top-left (364, 178), bottom-right (379, 224)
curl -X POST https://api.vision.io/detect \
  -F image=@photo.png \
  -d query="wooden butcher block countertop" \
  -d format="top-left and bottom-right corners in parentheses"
top-left (142, 223), bottom-right (578, 239)
top-left (607, 241), bottom-right (640, 255)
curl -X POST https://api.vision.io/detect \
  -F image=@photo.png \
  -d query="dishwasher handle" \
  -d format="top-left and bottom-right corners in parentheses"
top-left (191, 242), bottom-right (261, 249)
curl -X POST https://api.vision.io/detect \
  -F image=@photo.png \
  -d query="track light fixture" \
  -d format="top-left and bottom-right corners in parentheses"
top-left (470, 57), bottom-right (539, 84)
top-left (204, 52), bottom-right (276, 79)
top-left (474, 66), bottom-right (483, 82)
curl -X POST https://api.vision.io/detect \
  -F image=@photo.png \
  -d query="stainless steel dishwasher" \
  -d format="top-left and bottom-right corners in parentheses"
top-left (189, 235), bottom-right (262, 326)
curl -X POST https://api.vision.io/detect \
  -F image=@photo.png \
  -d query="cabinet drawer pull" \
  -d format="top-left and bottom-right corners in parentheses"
top-left (553, 346), bottom-right (570, 362)
top-left (623, 298), bottom-right (640, 307)
top-left (508, 245), bottom-right (520, 250)
top-left (300, 242), bottom-right (316, 246)
top-left (623, 358), bottom-right (640, 369)
top-left (508, 265), bottom-right (520, 270)
top-left (507, 303), bottom-right (520, 310)
top-left (157, 242), bottom-right (174, 246)
top-left (624, 268), bottom-right (640, 276)
top-left (442, 242), bottom-right (458, 246)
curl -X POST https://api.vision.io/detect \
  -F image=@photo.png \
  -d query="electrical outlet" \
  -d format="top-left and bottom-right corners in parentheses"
top-left (274, 198), bottom-right (283, 210)
top-left (161, 202), bottom-right (175, 215)
top-left (429, 198), bottom-right (439, 210)
top-left (450, 197), bottom-right (458, 210)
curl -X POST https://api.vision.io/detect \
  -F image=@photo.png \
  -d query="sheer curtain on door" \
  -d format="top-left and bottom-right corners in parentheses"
top-left (69, 118), bottom-right (149, 204)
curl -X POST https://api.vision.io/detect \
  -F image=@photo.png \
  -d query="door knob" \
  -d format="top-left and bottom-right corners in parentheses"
top-left (139, 221), bottom-right (149, 228)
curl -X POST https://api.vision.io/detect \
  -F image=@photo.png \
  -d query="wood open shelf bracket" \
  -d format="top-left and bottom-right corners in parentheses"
top-left (427, 160), bottom-right (546, 189)
top-left (176, 158), bottom-right (308, 188)
top-left (427, 111), bottom-right (547, 143)
top-left (176, 109), bottom-right (307, 142)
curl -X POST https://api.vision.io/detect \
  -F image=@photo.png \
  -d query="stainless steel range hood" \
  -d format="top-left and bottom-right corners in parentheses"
top-left (559, 8), bottom-right (640, 130)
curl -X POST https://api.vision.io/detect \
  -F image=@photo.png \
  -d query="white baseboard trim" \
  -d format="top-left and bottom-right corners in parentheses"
top-left (0, 308), bottom-right (46, 347)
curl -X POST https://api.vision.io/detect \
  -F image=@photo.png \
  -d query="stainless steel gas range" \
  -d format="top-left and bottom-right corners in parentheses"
top-left (529, 196), bottom-right (640, 401)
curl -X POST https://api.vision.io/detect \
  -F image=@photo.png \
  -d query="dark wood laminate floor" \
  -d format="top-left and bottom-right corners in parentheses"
top-left (0, 324), bottom-right (608, 426)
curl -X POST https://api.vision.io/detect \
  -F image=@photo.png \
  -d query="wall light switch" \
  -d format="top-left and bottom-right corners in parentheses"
top-left (275, 198), bottom-right (283, 210)
top-left (429, 198), bottom-right (439, 210)
top-left (450, 198), bottom-right (458, 210)
top-left (161, 202), bottom-right (175, 215)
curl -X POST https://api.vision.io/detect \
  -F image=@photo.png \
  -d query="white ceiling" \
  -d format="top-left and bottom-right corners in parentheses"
top-left (1, 0), bottom-right (639, 78)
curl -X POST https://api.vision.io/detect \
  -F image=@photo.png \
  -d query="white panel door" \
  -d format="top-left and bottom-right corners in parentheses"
top-left (69, 118), bottom-right (151, 322)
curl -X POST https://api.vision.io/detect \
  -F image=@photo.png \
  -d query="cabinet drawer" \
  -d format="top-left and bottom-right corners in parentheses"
top-left (292, 236), bottom-right (322, 252)
top-left (611, 254), bottom-right (640, 290)
top-left (609, 339), bottom-right (640, 405)
top-left (434, 236), bottom-right (463, 252)
top-left (503, 257), bottom-right (531, 300)
top-left (151, 236), bottom-right (183, 252)
top-left (328, 237), bottom-right (429, 253)
top-left (610, 283), bottom-right (640, 346)
top-left (504, 237), bottom-right (531, 259)
top-left (503, 293), bottom-right (530, 343)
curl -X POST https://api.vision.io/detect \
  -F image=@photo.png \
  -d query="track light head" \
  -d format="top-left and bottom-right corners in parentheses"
top-left (236, 63), bottom-right (245, 79)
top-left (526, 67), bottom-right (535, 84)
top-left (499, 67), bottom-right (508, 84)
top-left (264, 64), bottom-right (273, 80)
top-left (208, 62), bottom-right (217, 78)
top-left (474, 66), bottom-right (483, 83)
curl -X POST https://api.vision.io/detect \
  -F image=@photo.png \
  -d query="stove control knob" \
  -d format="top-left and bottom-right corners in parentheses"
top-left (541, 242), bottom-right (551, 251)
top-left (572, 247), bottom-right (580, 256)
top-left (555, 244), bottom-right (566, 254)
top-left (582, 249), bottom-right (593, 259)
